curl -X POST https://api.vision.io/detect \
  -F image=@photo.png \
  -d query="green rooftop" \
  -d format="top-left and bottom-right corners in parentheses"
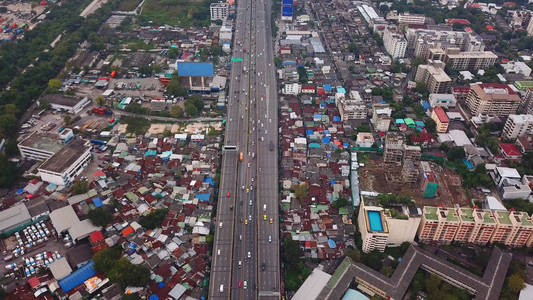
top-left (481, 210), bottom-right (495, 224)
top-left (496, 211), bottom-right (512, 225)
top-left (519, 212), bottom-right (533, 226)
top-left (514, 81), bottom-right (533, 91)
top-left (446, 209), bottom-right (459, 222)
top-left (459, 208), bottom-right (475, 223)
top-left (424, 206), bottom-right (438, 220)
top-left (327, 257), bottom-right (351, 288)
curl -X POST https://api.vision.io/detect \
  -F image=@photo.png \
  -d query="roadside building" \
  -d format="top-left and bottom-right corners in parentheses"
top-left (383, 133), bottom-right (404, 166)
top-left (502, 114), bottom-right (533, 140)
top-left (397, 13), bottom-right (426, 25)
top-left (371, 103), bottom-right (392, 132)
top-left (39, 95), bottom-right (90, 114)
top-left (292, 268), bottom-right (332, 300)
top-left (491, 210), bottom-right (533, 247)
top-left (176, 62), bottom-right (214, 93)
top-left (37, 139), bottom-right (92, 186)
top-left (210, 2), bottom-right (228, 21)
top-left (358, 201), bottom-right (389, 253)
top-left (431, 106), bottom-right (450, 133)
top-left (465, 83), bottom-right (521, 117)
top-left (0, 203), bottom-right (31, 234)
top-left (415, 60), bottom-right (452, 94)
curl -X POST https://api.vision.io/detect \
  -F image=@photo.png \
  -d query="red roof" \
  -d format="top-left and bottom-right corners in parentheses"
top-left (28, 277), bottom-right (40, 288)
top-left (433, 106), bottom-right (449, 123)
top-left (499, 143), bottom-right (521, 158)
top-left (89, 230), bottom-right (104, 243)
top-left (465, 27), bottom-right (473, 33)
top-left (446, 19), bottom-right (470, 25)
top-left (453, 86), bottom-right (470, 93)
top-left (301, 85), bottom-right (315, 90)
top-left (121, 226), bottom-right (135, 237)
top-left (485, 25), bottom-right (495, 30)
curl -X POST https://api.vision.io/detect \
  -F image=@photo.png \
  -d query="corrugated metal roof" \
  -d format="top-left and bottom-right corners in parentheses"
top-left (177, 62), bottom-right (214, 77)
top-left (58, 261), bottom-right (96, 292)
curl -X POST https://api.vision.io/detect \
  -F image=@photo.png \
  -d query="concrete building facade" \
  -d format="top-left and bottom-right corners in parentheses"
top-left (431, 106), bottom-right (450, 133)
top-left (465, 83), bottom-right (521, 117)
top-left (502, 114), bottom-right (533, 140)
top-left (415, 60), bottom-right (452, 94)
top-left (383, 26), bottom-right (407, 59)
top-left (210, 2), bottom-right (228, 21)
top-left (38, 139), bottom-right (92, 186)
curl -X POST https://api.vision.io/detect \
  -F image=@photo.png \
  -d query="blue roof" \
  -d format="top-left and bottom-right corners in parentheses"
top-left (92, 198), bottom-right (103, 208)
top-left (415, 121), bottom-right (425, 127)
top-left (337, 87), bottom-right (346, 93)
top-left (282, 61), bottom-right (296, 66)
top-left (282, 0), bottom-right (293, 5)
top-left (195, 193), bottom-right (211, 202)
top-left (59, 261), bottom-right (96, 292)
top-left (145, 150), bottom-right (157, 156)
top-left (342, 289), bottom-right (370, 300)
top-left (422, 101), bottom-right (431, 110)
top-left (328, 239), bottom-right (337, 248)
top-left (204, 177), bottom-right (214, 186)
top-left (16, 188), bottom-right (24, 194)
top-left (322, 137), bottom-right (330, 144)
top-left (314, 114), bottom-right (322, 119)
top-left (324, 84), bottom-right (332, 91)
top-left (149, 295), bottom-right (159, 300)
top-left (333, 116), bottom-right (341, 122)
top-left (330, 179), bottom-right (335, 186)
top-left (309, 143), bottom-right (321, 148)
top-left (282, 6), bottom-right (293, 16)
top-left (177, 62), bottom-right (214, 77)
top-left (306, 129), bottom-right (314, 136)
top-left (343, 143), bottom-right (349, 148)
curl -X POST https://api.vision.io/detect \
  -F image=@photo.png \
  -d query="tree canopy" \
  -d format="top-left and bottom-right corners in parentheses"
top-left (139, 208), bottom-right (168, 229)
top-left (72, 180), bottom-right (89, 195)
top-left (93, 247), bottom-right (150, 287)
top-left (87, 206), bottom-right (113, 227)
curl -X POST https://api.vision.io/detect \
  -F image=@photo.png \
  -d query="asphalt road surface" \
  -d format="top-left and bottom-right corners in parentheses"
top-left (209, 0), bottom-right (280, 298)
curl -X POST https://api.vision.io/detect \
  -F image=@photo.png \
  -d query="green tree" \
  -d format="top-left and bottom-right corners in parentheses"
top-left (424, 118), bottom-right (437, 134)
top-left (380, 265), bottom-right (394, 277)
top-left (508, 273), bottom-right (525, 293)
top-left (63, 115), bottom-right (72, 125)
top-left (184, 102), bottom-right (198, 117)
top-left (425, 274), bottom-right (442, 293)
top-left (72, 180), bottom-right (89, 195)
top-left (168, 48), bottom-right (180, 59)
top-left (282, 237), bottom-right (303, 270)
top-left (122, 293), bottom-right (140, 300)
top-left (332, 196), bottom-right (349, 209)
top-left (170, 105), bottom-right (184, 118)
top-left (293, 183), bottom-right (308, 202)
top-left (108, 258), bottom-right (150, 287)
top-left (447, 147), bottom-right (465, 162)
top-left (95, 96), bottom-right (105, 106)
top-left (139, 209), bottom-right (168, 229)
top-left (297, 66), bottom-right (308, 83)
top-left (346, 248), bottom-right (361, 262)
top-left (3, 104), bottom-right (19, 115)
top-left (48, 78), bottom-right (62, 91)
top-left (93, 247), bottom-right (122, 275)
top-left (167, 78), bottom-right (187, 97)
top-left (0, 114), bottom-right (17, 138)
top-left (0, 154), bottom-right (18, 187)
top-left (87, 206), bottom-right (113, 227)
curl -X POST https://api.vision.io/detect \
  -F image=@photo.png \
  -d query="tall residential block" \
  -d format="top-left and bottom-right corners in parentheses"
top-left (414, 60), bottom-right (452, 94)
top-left (465, 83), bottom-right (521, 117)
top-left (210, 2), bottom-right (228, 21)
top-left (502, 114), bottom-right (533, 140)
top-left (430, 106), bottom-right (450, 133)
top-left (418, 206), bottom-right (459, 244)
top-left (383, 26), bottom-right (407, 59)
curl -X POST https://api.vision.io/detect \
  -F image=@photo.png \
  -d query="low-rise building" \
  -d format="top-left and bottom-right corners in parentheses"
top-left (356, 132), bottom-right (374, 148)
top-left (282, 83), bottom-right (301, 95)
top-left (18, 132), bottom-right (65, 161)
top-left (501, 61), bottom-right (532, 77)
top-left (371, 103), bottom-right (392, 132)
top-left (0, 204), bottom-right (31, 234)
top-left (38, 139), bottom-right (92, 186)
top-left (431, 106), bottom-right (450, 133)
top-left (336, 92), bottom-right (366, 121)
top-left (39, 95), bottom-right (90, 114)
top-left (428, 93), bottom-right (457, 108)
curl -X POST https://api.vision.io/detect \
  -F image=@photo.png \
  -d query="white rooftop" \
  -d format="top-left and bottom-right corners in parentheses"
top-left (292, 268), bottom-right (332, 300)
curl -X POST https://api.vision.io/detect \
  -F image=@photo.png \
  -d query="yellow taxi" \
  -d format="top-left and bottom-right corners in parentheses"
top-left (263, 214), bottom-right (267, 221)
top-left (269, 218), bottom-right (273, 224)
top-left (244, 219), bottom-right (248, 225)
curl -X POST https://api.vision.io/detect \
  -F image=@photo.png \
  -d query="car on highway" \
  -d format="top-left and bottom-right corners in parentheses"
top-left (238, 260), bottom-right (242, 268)
top-left (270, 218), bottom-right (273, 224)
top-left (249, 199), bottom-right (252, 206)
top-left (227, 192), bottom-right (230, 197)
top-left (238, 281), bottom-right (242, 288)
top-left (246, 187), bottom-right (249, 193)
top-left (248, 214), bottom-right (252, 221)
top-left (244, 281), bottom-right (248, 289)
top-left (264, 214), bottom-right (267, 221)
top-left (247, 251), bottom-right (251, 258)
top-left (269, 235), bottom-right (272, 243)
top-left (261, 263), bottom-right (265, 271)
top-left (244, 219), bottom-right (248, 225)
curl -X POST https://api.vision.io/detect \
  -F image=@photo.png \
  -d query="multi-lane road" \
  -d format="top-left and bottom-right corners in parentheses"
top-left (209, 0), bottom-right (280, 298)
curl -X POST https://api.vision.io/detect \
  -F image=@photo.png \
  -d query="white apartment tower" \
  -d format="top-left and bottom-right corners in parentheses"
top-left (210, 2), bottom-right (228, 21)
top-left (502, 114), bottom-right (533, 140)
top-left (383, 26), bottom-right (407, 59)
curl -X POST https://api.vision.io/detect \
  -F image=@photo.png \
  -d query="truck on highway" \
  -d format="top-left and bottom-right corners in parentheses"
top-left (239, 152), bottom-right (244, 162)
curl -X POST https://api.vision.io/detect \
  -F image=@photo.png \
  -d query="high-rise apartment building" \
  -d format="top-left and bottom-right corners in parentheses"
top-left (383, 26), bottom-right (407, 59)
top-left (439, 48), bottom-right (498, 71)
top-left (415, 60), bottom-right (452, 94)
top-left (465, 84), bottom-right (521, 117)
top-left (502, 114), bottom-right (533, 140)
top-left (418, 206), bottom-right (459, 244)
top-left (491, 210), bottom-right (533, 247)
top-left (210, 2), bottom-right (228, 21)
top-left (406, 26), bottom-right (485, 58)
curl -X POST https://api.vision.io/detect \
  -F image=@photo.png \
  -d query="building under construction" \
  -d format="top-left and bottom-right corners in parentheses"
top-left (420, 161), bottom-right (438, 198)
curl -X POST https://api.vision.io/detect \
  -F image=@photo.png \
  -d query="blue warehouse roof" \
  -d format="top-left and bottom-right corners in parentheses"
top-left (59, 261), bottom-right (96, 292)
top-left (177, 62), bottom-right (214, 77)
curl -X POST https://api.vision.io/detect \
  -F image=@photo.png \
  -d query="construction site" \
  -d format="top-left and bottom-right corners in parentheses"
top-left (358, 133), bottom-right (470, 208)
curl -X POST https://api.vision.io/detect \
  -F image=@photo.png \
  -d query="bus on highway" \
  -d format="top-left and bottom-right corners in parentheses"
top-left (239, 152), bottom-right (244, 162)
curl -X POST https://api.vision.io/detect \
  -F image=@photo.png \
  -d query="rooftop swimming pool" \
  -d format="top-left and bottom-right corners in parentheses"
top-left (367, 210), bottom-right (384, 232)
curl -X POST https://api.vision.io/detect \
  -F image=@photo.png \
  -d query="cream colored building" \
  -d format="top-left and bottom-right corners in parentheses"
top-left (465, 83), bottom-right (521, 117)
top-left (415, 60), bottom-right (452, 94)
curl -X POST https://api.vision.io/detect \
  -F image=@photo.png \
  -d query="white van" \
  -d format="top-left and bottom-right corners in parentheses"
top-left (263, 204), bottom-right (266, 211)
top-left (219, 284), bottom-right (224, 293)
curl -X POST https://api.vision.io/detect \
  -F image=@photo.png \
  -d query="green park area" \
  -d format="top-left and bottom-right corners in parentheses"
top-left (140, 0), bottom-right (216, 26)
